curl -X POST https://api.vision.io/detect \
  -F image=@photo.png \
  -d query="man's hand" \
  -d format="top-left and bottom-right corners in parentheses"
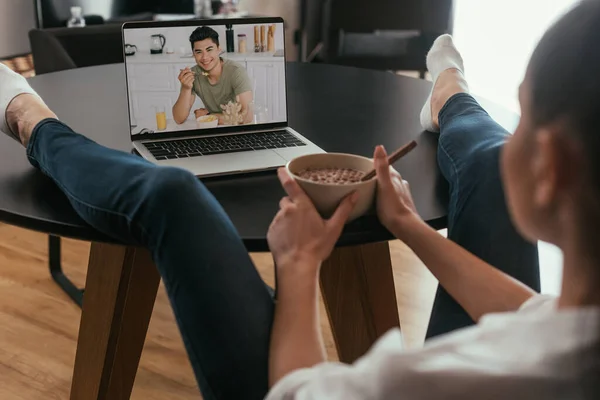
top-left (267, 168), bottom-right (358, 270)
top-left (374, 145), bottom-right (420, 238)
top-left (178, 67), bottom-right (195, 90)
top-left (194, 108), bottom-right (209, 118)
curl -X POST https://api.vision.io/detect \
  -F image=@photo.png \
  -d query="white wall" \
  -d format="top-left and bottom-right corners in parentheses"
top-left (0, 0), bottom-right (37, 57)
top-left (453, 0), bottom-right (579, 113)
top-left (124, 22), bottom-right (285, 55)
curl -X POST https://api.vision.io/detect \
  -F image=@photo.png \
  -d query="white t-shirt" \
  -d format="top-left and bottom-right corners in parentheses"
top-left (266, 295), bottom-right (600, 400)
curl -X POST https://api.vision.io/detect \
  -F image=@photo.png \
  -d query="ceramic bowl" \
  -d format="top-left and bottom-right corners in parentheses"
top-left (286, 153), bottom-right (377, 221)
top-left (196, 115), bottom-right (219, 129)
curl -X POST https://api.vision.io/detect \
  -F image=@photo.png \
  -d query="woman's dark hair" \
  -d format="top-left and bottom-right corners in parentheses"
top-left (528, 0), bottom-right (600, 186)
top-left (529, 4), bottom-right (600, 396)
top-left (189, 26), bottom-right (220, 48)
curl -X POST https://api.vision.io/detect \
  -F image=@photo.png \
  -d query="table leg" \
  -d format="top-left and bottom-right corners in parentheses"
top-left (320, 241), bottom-right (400, 363)
top-left (70, 242), bottom-right (160, 400)
top-left (49, 235), bottom-right (84, 307)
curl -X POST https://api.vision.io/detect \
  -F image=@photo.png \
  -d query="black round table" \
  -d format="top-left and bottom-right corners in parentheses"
top-left (0, 63), bottom-right (452, 248)
top-left (0, 63), bottom-right (518, 400)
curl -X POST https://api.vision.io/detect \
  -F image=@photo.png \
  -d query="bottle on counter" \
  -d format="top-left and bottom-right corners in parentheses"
top-left (67, 6), bottom-right (86, 28)
top-left (226, 24), bottom-right (235, 53)
top-left (194, 0), bottom-right (213, 18)
top-left (202, 0), bottom-right (213, 18)
top-left (194, 0), bottom-right (202, 17)
top-left (254, 26), bottom-right (260, 52)
top-left (260, 25), bottom-right (266, 52)
top-left (267, 24), bottom-right (275, 52)
top-left (238, 34), bottom-right (247, 53)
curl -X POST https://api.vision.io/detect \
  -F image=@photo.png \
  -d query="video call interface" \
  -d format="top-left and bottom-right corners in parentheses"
top-left (124, 22), bottom-right (286, 135)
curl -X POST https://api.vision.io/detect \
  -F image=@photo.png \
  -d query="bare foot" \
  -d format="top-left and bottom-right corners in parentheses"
top-left (6, 94), bottom-right (57, 147)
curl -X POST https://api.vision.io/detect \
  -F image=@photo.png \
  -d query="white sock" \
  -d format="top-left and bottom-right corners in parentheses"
top-left (0, 63), bottom-right (42, 141)
top-left (419, 35), bottom-right (465, 132)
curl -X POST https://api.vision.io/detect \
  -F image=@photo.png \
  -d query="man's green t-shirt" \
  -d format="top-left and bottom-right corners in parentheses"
top-left (191, 59), bottom-right (253, 114)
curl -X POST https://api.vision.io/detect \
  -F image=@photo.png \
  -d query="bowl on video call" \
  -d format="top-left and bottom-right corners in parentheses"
top-left (286, 153), bottom-right (377, 222)
top-left (196, 115), bottom-right (219, 129)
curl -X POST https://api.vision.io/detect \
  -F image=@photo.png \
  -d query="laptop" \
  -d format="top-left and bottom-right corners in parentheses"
top-left (122, 17), bottom-right (324, 177)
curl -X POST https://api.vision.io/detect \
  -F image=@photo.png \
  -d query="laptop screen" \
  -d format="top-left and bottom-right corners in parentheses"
top-left (123, 20), bottom-right (286, 137)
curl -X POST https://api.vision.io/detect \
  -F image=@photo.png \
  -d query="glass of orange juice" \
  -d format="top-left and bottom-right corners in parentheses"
top-left (155, 105), bottom-right (167, 131)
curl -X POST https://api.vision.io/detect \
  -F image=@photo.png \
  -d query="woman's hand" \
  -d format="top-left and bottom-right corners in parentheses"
top-left (374, 145), bottom-right (421, 238)
top-left (267, 168), bottom-right (358, 271)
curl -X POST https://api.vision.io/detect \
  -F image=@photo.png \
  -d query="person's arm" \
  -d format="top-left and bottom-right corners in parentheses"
top-left (267, 168), bottom-right (357, 387)
top-left (173, 68), bottom-right (196, 124)
top-left (237, 91), bottom-right (253, 124)
top-left (213, 113), bottom-right (225, 125)
top-left (232, 67), bottom-right (254, 124)
top-left (396, 218), bottom-right (535, 321)
top-left (373, 146), bottom-right (535, 322)
top-left (269, 257), bottom-right (325, 387)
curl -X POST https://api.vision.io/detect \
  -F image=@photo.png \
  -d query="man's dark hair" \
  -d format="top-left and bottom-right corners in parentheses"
top-left (528, 0), bottom-right (600, 187)
top-left (189, 26), bottom-right (219, 49)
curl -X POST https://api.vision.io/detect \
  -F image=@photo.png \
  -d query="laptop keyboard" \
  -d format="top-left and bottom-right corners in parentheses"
top-left (143, 130), bottom-right (307, 160)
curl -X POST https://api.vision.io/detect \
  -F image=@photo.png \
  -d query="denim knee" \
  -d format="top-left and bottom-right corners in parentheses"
top-left (131, 167), bottom-right (200, 216)
top-left (148, 166), bottom-right (197, 191)
top-left (450, 142), bottom-right (505, 223)
top-left (459, 140), bottom-right (503, 180)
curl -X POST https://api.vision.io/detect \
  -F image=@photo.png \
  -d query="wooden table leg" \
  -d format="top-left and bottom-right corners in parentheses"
top-left (320, 241), bottom-right (400, 363)
top-left (70, 242), bottom-right (160, 400)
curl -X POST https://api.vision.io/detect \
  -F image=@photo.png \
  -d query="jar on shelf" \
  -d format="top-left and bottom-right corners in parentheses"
top-left (238, 34), bottom-right (247, 53)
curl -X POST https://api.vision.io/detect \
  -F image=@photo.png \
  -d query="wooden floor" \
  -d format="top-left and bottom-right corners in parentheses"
top-left (0, 223), bottom-right (437, 399)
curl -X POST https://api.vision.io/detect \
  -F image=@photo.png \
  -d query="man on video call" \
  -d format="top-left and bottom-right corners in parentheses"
top-left (172, 26), bottom-right (254, 125)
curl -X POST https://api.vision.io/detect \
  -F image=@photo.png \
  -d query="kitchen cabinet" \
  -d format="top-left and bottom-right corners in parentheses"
top-left (125, 53), bottom-right (286, 127)
top-left (126, 62), bottom-right (203, 123)
top-left (245, 61), bottom-right (287, 122)
top-left (272, 61), bottom-right (287, 121)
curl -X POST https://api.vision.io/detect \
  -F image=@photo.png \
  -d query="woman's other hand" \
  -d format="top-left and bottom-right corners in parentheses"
top-left (374, 145), bottom-right (421, 239)
top-left (267, 168), bottom-right (357, 271)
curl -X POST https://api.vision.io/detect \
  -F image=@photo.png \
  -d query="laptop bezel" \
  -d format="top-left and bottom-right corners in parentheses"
top-left (122, 16), bottom-right (288, 142)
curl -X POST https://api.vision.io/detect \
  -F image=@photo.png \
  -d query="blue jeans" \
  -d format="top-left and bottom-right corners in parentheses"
top-left (27, 120), bottom-right (275, 400)
top-left (426, 93), bottom-right (540, 338)
top-left (25, 93), bottom-right (539, 399)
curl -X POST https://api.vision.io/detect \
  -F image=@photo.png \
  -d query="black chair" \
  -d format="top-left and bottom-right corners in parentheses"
top-left (29, 24), bottom-right (124, 74)
top-left (297, 0), bottom-right (327, 62)
top-left (29, 23), bottom-right (127, 306)
top-left (34, 0), bottom-right (159, 28)
top-left (34, 0), bottom-right (107, 28)
top-left (299, 0), bottom-right (454, 77)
